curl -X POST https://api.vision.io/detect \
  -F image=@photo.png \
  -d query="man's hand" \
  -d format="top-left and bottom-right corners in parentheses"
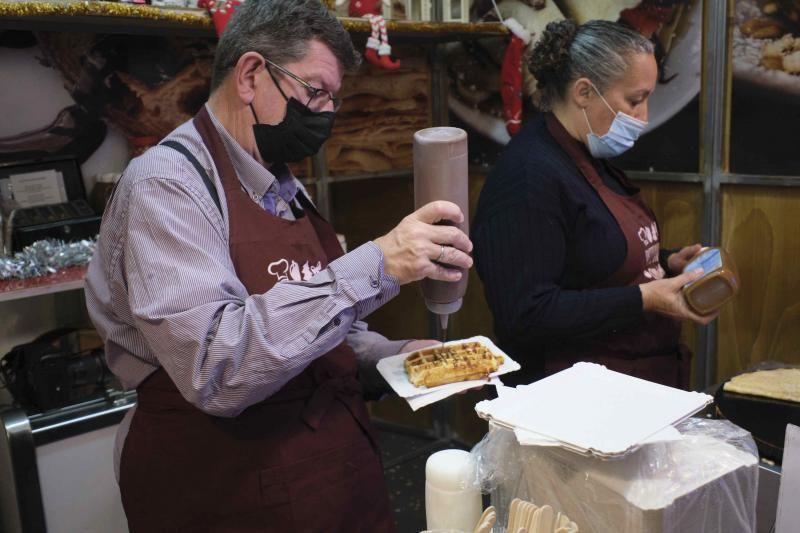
top-left (373, 201), bottom-right (473, 285)
top-left (667, 244), bottom-right (703, 274)
top-left (640, 269), bottom-right (719, 325)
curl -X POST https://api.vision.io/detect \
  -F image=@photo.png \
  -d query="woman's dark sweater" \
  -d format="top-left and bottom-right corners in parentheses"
top-left (472, 113), bottom-right (670, 381)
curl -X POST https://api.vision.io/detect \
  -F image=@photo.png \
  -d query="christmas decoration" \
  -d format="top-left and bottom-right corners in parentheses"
top-left (0, 239), bottom-right (96, 281)
top-left (0, 2), bottom-right (505, 38)
top-left (197, 0), bottom-right (243, 37)
top-left (0, 1), bottom-right (211, 26)
top-left (500, 17), bottom-right (530, 136)
top-left (338, 0), bottom-right (401, 70)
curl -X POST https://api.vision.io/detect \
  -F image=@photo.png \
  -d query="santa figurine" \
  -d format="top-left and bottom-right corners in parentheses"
top-left (197, 0), bottom-right (244, 37)
top-left (337, 0), bottom-right (401, 70)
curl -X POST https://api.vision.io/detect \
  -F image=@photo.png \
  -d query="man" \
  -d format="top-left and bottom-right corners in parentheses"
top-left (84, 1), bottom-right (472, 531)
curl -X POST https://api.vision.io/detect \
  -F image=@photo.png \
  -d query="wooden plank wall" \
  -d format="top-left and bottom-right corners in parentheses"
top-left (718, 185), bottom-right (800, 381)
top-left (634, 181), bottom-right (704, 383)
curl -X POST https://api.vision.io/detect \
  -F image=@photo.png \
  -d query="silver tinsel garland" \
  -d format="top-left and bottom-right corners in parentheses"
top-left (0, 239), bottom-right (96, 280)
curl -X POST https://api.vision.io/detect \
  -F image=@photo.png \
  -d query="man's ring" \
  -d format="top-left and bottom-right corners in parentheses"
top-left (436, 244), bottom-right (446, 263)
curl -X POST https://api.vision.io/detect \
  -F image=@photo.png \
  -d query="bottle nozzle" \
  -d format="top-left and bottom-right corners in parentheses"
top-left (438, 313), bottom-right (449, 344)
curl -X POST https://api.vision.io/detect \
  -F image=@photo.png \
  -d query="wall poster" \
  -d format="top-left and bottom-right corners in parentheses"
top-left (445, 0), bottom-right (702, 173)
top-left (732, 0), bottom-right (800, 176)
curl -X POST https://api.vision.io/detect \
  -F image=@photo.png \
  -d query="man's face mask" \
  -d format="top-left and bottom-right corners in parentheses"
top-left (582, 82), bottom-right (647, 159)
top-left (250, 59), bottom-right (336, 163)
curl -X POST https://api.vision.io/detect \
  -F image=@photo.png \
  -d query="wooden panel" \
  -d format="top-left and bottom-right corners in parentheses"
top-left (445, 173), bottom-right (495, 443)
top-left (633, 181), bottom-right (703, 250)
top-left (330, 177), bottom-right (430, 428)
top-left (330, 176), bottom-right (426, 337)
top-left (330, 173), bottom-right (495, 439)
top-left (633, 180), bottom-right (704, 382)
top-left (326, 49), bottom-right (431, 176)
top-left (718, 185), bottom-right (800, 382)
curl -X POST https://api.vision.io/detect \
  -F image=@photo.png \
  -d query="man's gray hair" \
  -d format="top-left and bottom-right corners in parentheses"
top-left (529, 20), bottom-right (654, 111)
top-left (211, 0), bottom-right (360, 92)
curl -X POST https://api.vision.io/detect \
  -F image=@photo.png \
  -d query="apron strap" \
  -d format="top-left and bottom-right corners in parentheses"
top-left (160, 140), bottom-right (223, 217)
top-left (295, 192), bottom-right (346, 262)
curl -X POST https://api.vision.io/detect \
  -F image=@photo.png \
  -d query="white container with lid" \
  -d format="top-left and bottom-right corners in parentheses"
top-left (425, 449), bottom-right (482, 532)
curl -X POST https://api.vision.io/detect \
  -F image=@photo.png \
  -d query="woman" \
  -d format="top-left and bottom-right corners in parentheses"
top-left (472, 19), bottom-right (714, 390)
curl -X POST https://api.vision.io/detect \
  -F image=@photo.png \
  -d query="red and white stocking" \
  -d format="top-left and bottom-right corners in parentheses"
top-left (364, 14), bottom-right (401, 70)
top-left (343, 0), bottom-right (400, 70)
top-left (500, 18), bottom-right (531, 136)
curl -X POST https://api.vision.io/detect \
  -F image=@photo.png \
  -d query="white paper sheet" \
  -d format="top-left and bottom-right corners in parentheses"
top-left (406, 377), bottom-right (504, 411)
top-left (9, 169), bottom-right (67, 207)
top-left (514, 423), bottom-right (683, 447)
top-left (376, 335), bottom-right (520, 399)
top-left (475, 362), bottom-right (713, 458)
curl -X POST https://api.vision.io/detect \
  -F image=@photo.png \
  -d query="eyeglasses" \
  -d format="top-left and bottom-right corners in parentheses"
top-left (263, 57), bottom-right (342, 112)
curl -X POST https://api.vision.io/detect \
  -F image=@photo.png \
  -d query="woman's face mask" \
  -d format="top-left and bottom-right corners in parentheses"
top-left (582, 82), bottom-right (647, 159)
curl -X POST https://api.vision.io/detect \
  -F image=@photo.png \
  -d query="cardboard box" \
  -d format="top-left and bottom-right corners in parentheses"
top-left (484, 421), bottom-right (758, 533)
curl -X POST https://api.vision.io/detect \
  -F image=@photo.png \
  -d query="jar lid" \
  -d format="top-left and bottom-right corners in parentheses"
top-left (425, 449), bottom-right (475, 491)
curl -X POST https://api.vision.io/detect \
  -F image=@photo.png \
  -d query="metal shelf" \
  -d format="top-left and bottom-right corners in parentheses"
top-left (28, 389), bottom-right (136, 446)
top-left (339, 16), bottom-right (506, 42)
top-left (0, 2), bottom-right (506, 41)
top-left (0, 265), bottom-right (86, 303)
top-left (0, 1), bottom-right (214, 37)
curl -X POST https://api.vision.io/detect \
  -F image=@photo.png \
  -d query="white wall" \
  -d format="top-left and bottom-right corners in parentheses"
top-left (0, 38), bottom-right (130, 400)
top-left (1, 39), bottom-right (132, 531)
top-left (0, 44), bottom-right (130, 197)
top-left (36, 424), bottom-right (128, 533)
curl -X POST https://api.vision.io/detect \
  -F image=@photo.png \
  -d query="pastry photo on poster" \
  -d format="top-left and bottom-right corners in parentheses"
top-left (731, 0), bottom-right (800, 176)
top-left (446, 0), bottom-right (701, 172)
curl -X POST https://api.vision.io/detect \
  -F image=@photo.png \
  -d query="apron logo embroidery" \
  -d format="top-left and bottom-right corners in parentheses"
top-left (643, 264), bottom-right (666, 280)
top-left (637, 222), bottom-right (659, 247)
top-left (638, 222), bottom-right (665, 281)
top-left (267, 259), bottom-right (322, 282)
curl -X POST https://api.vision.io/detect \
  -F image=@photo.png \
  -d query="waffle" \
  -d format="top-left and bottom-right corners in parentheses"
top-left (404, 341), bottom-right (504, 388)
top-left (723, 368), bottom-right (800, 403)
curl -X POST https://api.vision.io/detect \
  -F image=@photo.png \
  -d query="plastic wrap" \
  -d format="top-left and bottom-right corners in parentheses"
top-left (470, 418), bottom-right (759, 533)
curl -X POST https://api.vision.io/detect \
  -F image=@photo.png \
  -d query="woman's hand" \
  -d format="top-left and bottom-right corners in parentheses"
top-left (667, 244), bottom-right (703, 274)
top-left (639, 269), bottom-right (719, 325)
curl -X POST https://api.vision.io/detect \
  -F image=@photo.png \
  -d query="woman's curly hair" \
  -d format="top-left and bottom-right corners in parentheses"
top-left (527, 19), bottom-right (653, 111)
top-left (528, 19), bottom-right (578, 95)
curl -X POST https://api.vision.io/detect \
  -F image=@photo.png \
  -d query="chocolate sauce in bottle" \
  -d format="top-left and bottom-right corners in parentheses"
top-left (413, 127), bottom-right (469, 340)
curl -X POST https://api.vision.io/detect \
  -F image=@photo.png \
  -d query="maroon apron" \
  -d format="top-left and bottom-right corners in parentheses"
top-left (119, 107), bottom-right (396, 532)
top-left (541, 113), bottom-right (691, 389)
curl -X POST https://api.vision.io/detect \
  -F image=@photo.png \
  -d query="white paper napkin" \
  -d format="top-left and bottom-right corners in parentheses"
top-left (406, 377), bottom-right (504, 411)
top-left (376, 335), bottom-right (520, 410)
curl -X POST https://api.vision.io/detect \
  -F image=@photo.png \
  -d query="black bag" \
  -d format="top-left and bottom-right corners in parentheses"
top-left (0, 328), bottom-right (111, 412)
